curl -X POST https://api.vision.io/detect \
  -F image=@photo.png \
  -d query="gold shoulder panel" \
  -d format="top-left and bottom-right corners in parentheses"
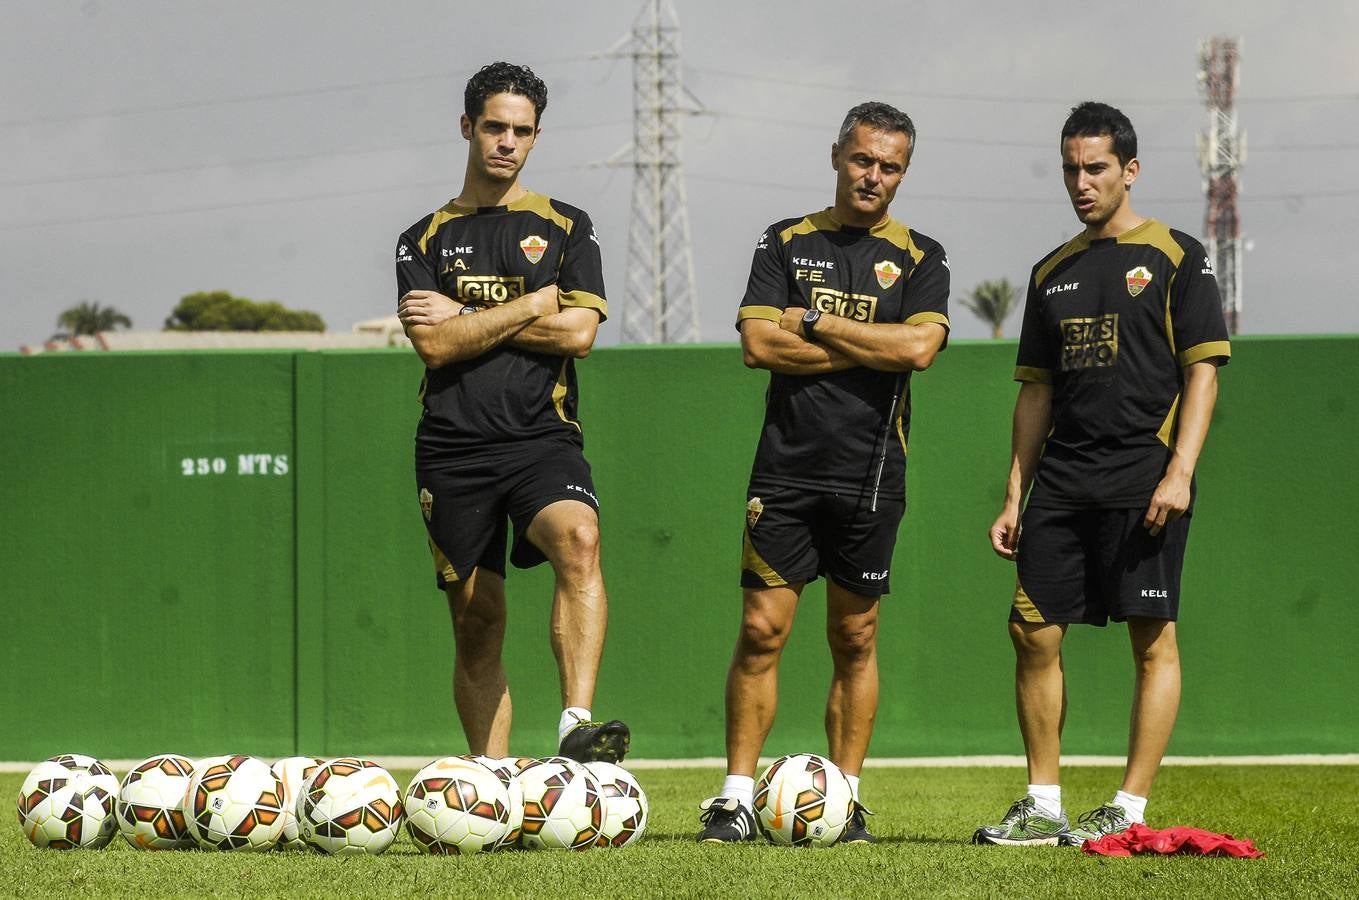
top-left (417, 202), bottom-right (474, 254)
top-left (1033, 234), bottom-right (1091, 289)
top-left (871, 218), bottom-right (924, 264)
top-left (1117, 219), bottom-right (1185, 267)
top-left (512, 192), bottom-right (576, 235)
top-left (778, 210), bottom-right (837, 244)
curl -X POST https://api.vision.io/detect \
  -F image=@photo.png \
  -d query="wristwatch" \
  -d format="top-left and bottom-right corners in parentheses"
top-left (459, 304), bottom-right (482, 316)
top-left (801, 308), bottom-right (823, 341)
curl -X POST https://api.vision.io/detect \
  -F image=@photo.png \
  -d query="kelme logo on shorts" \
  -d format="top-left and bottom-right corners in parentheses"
top-left (746, 497), bottom-right (764, 530)
top-left (1125, 266), bottom-right (1152, 297)
top-left (419, 487), bottom-right (433, 522)
top-left (520, 235), bottom-right (548, 264)
top-left (874, 259), bottom-right (901, 289)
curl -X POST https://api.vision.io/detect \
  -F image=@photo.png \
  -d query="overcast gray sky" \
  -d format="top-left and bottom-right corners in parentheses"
top-left (3, 0), bottom-right (1357, 349)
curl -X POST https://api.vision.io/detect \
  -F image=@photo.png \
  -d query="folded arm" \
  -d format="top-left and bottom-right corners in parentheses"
top-left (740, 318), bottom-right (856, 374)
top-left (509, 307), bottom-right (600, 358)
top-left (781, 307), bottom-right (947, 373)
top-left (398, 287), bottom-right (558, 368)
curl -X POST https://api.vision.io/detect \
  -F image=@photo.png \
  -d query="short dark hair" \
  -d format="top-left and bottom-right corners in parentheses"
top-left (838, 101), bottom-right (917, 164)
top-left (464, 62), bottom-right (548, 126)
top-left (1061, 101), bottom-right (1137, 167)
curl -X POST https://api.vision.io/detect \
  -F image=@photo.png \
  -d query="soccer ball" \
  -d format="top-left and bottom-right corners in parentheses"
top-left (271, 756), bottom-right (324, 851)
top-left (185, 755), bottom-right (286, 851)
top-left (469, 756), bottom-right (526, 850)
top-left (116, 754), bottom-right (195, 850)
top-left (298, 757), bottom-right (403, 856)
top-left (517, 757), bottom-right (604, 851)
top-left (753, 753), bottom-right (854, 847)
top-left (16, 755), bottom-right (120, 849)
top-left (585, 761), bottom-right (648, 848)
top-left (405, 757), bottom-right (511, 855)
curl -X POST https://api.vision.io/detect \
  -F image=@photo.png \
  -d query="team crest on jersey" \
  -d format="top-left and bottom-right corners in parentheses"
top-left (1125, 266), bottom-right (1153, 297)
top-left (746, 497), bottom-right (764, 530)
top-left (874, 260), bottom-right (901, 289)
top-left (419, 487), bottom-right (433, 522)
top-left (520, 235), bottom-right (548, 264)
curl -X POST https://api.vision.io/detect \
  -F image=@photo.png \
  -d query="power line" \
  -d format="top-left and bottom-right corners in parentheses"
top-left (0, 56), bottom-right (596, 130)
top-left (0, 122), bottom-right (629, 189)
top-left (687, 64), bottom-right (1359, 107)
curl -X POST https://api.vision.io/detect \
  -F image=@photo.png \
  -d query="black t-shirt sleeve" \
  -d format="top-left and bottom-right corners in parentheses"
top-left (736, 225), bottom-right (789, 329)
top-left (556, 210), bottom-right (608, 321)
top-left (1171, 239), bottom-right (1231, 367)
top-left (1014, 269), bottom-right (1055, 383)
top-left (395, 228), bottom-right (439, 305)
top-left (901, 243), bottom-right (951, 334)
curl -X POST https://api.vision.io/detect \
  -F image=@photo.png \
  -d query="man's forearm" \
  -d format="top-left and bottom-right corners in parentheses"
top-left (1166, 361), bottom-right (1219, 479)
top-left (409, 297), bottom-right (542, 368)
top-left (1004, 382), bottom-right (1053, 507)
top-left (744, 324), bottom-right (856, 374)
top-left (508, 309), bottom-right (599, 359)
top-left (813, 316), bottom-right (946, 372)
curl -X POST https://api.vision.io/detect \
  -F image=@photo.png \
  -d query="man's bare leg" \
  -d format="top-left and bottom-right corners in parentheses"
top-left (1011, 621), bottom-right (1068, 785)
top-left (446, 567), bottom-right (512, 756)
top-left (725, 584), bottom-right (802, 777)
top-left (1122, 618), bottom-right (1180, 798)
top-left (824, 581), bottom-right (880, 778)
top-left (524, 499), bottom-right (607, 710)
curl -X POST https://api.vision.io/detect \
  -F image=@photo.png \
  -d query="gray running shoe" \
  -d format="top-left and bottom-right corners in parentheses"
top-left (1059, 803), bottom-right (1132, 846)
top-left (839, 802), bottom-right (878, 844)
top-left (971, 797), bottom-right (1069, 846)
top-left (697, 797), bottom-right (757, 843)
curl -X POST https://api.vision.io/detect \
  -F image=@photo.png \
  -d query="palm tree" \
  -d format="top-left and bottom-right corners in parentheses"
top-left (56, 301), bottom-right (132, 336)
top-left (963, 279), bottom-right (1019, 339)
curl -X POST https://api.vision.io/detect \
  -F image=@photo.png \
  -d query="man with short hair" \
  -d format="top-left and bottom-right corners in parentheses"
top-left (973, 101), bottom-right (1229, 847)
top-left (697, 101), bottom-right (950, 845)
top-left (395, 62), bottom-right (628, 764)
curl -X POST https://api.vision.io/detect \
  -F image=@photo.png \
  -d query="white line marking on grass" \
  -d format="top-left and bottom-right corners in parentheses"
top-left (2, 754), bottom-right (1356, 773)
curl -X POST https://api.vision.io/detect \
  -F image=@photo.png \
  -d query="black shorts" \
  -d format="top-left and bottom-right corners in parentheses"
top-left (740, 483), bottom-right (904, 597)
top-left (1012, 505), bottom-right (1191, 626)
top-left (416, 441), bottom-right (599, 588)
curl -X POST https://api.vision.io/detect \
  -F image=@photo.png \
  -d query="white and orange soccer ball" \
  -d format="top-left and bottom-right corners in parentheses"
top-left (753, 753), bottom-right (854, 847)
top-left (517, 757), bottom-right (604, 851)
top-left (297, 757), bottom-right (403, 856)
top-left (184, 754), bottom-right (286, 851)
top-left (585, 761), bottom-right (648, 848)
top-left (270, 756), bottom-right (325, 851)
top-left (404, 757), bottom-right (511, 855)
top-left (469, 756), bottom-right (526, 850)
top-left (16, 755), bottom-right (120, 850)
top-left (116, 754), bottom-right (196, 850)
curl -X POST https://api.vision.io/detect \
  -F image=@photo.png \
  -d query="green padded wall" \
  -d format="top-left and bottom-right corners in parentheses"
top-left (0, 337), bottom-right (1355, 760)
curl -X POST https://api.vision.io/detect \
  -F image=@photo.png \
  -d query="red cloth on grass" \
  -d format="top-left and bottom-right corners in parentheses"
top-left (1081, 823), bottom-right (1264, 858)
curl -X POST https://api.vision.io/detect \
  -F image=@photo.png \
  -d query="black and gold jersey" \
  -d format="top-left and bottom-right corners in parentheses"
top-left (396, 191), bottom-right (607, 461)
top-left (1015, 219), bottom-right (1230, 509)
top-left (737, 209), bottom-right (951, 497)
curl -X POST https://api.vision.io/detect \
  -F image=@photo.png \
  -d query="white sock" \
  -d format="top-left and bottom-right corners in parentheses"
top-left (846, 774), bottom-right (861, 804)
top-left (1027, 783), bottom-right (1063, 818)
top-left (558, 707), bottom-right (591, 743)
top-left (721, 775), bottom-right (754, 810)
top-left (1112, 790), bottom-right (1147, 823)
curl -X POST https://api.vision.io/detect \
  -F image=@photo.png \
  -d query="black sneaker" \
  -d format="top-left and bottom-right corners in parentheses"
top-left (839, 802), bottom-right (878, 844)
top-left (557, 717), bottom-right (630, 763)
top-left (697, 797), bottom-right (757, 843)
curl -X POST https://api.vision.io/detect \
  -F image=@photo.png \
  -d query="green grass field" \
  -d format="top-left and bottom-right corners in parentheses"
top-left (2, 765), bottom-right (1356, 898)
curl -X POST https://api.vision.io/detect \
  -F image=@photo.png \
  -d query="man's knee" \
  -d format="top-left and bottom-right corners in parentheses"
top-left (539, 513), bottom-right (601, 577)
top-left (1010, 620), bottom-right (1064, 662)
top-left (448, 580), bottom-right (507, 657)
top-left (736, 608), bottom-right (792, 660)
top-left (1129, 619), bottom-right (1179, 670)
top-left (827, 619), bottom-right (877, 668)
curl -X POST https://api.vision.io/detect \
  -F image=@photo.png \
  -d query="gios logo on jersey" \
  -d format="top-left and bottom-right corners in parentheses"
top-left (810, 287), bottom-right (879, 322)
top-left (1059, 313), bottom-right (1119, 371)
top-left (456, 275), bottom-right (525, 305)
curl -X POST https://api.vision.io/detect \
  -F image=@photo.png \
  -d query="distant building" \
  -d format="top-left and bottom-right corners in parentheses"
top-left (20, 317), bottom-right (411, 355)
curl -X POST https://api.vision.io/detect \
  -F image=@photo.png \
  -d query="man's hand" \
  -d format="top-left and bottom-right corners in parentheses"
top-left (779, 306), bottom-right (808, 338)
top-left (1144, 469), bottom-right (1191, 536)
top-left (397, 290), bottom-right (463, 328)
top-left (525, 284), bottom-right (560, 318)
top-left (990, 504), bottom-right (1022, 560)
